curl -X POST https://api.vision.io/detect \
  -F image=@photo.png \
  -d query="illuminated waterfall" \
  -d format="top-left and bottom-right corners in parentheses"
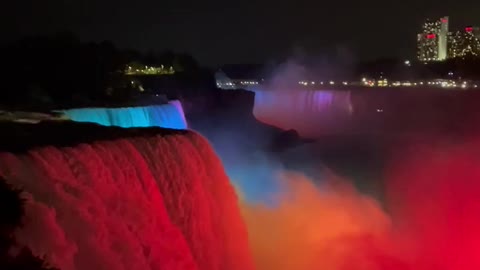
top-left (0, 122), bottom-right (252, 270)
top-left (253, 90), bottom-right (353, 137)
top-left (63, 101), bottom-right (188, 129)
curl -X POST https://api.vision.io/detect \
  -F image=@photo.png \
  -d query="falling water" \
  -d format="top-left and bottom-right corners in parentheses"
top-left (3, 108), bottom-right (480, 270)
top-left (0, 123), bottom-right (252, 270)
top-left (253, 90), bottom-right (353, 137)
top-left (63, 101), bottom-right (188, 129)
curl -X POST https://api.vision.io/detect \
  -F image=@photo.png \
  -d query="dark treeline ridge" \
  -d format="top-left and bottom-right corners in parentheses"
top-left (0, 32), bottom-right (216, 111)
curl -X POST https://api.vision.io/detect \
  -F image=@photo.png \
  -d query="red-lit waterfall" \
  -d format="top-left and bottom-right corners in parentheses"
top-left (0, 126), bottom-right (253, 270)
top-left (2, 119), bottom-right (480, 270)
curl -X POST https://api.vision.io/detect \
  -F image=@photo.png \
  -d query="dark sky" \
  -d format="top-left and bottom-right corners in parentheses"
top-left (3, 0), bottom-right (480, 66)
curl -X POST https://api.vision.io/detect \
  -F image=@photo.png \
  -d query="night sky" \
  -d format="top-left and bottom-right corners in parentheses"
top-left (4, 0), bottom-right (480, 66)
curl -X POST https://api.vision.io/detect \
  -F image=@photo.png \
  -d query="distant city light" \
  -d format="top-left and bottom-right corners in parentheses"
top-left (125, 64), bottom-right (174, 76)
top-left (329, 81), bottom-right (335, 85)
top-left (404, 60), bottom-right (411, 66)
top-left (375, 78), bottom-right (388, 87)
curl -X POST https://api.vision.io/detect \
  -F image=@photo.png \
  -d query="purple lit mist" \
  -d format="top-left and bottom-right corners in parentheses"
top-left (253, 89), bottom-right (353, 137)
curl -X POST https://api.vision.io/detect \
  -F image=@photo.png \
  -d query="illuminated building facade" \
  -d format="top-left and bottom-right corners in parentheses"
top-left (417, 16), bottom-right (449, 62)
top-left (449, 26), bottom-right (480, 59)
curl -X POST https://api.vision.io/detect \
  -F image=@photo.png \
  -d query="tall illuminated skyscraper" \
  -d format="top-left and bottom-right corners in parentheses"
top-left (417, 16), bottom-right (449, 62)
top-left (438, 16), bottom-right (449, 60)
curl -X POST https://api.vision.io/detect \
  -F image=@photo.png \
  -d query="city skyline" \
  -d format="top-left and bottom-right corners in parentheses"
top-left (417, 16), bottom-right (480, 62)
top-left (417, 16), bottom-right (449, 62)
top-left (4, 0), bottom-right (480, 66)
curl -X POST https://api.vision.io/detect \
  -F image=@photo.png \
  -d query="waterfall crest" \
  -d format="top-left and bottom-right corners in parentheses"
top-left (63, 101), bottom-right (188, 130)
top-left (253, 90), bottom-right (353, 137)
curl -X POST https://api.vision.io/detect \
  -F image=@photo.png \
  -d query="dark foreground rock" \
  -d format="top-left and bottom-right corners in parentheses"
top-left (0, 120), bottom-right (187, 153)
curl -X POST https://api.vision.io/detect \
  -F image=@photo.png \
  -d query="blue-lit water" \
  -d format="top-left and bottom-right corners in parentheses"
top-left (225, 152), bottom-right (284, 206)
top-left (63, 101), bottom-right (188, 129)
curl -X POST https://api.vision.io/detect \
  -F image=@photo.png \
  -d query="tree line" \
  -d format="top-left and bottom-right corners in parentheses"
top-left (0, 32), bottom-right (205, 109)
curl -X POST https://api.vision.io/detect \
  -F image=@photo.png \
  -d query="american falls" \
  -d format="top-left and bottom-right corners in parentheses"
top-left (0, 121), bottom-right (253, 270)
top-left (62, 100), bottom-right (188, 129)
top-left (252, 90), bottom-right (353, 137)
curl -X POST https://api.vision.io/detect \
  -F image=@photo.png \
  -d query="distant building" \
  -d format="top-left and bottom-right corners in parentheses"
top-left (449, 26), bottom-right (480, 59)
top-left (467, 26), bottom-right (480, 39)
top-left (215, 70), bottom-right (236, 90)
top-left (417, 16), bottom-right (449, 62)
top-left (215, 64), bottom-right (264, 90)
